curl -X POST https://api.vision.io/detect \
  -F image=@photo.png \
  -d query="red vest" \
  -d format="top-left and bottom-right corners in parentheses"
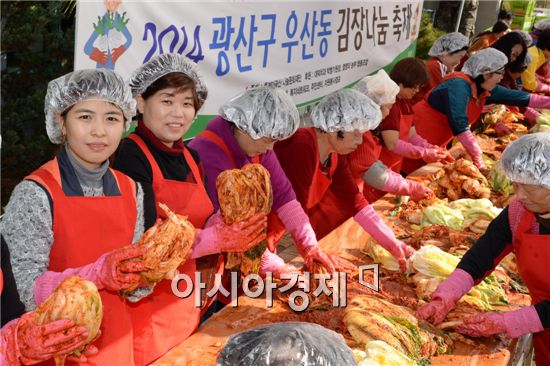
top-left (26, 158), bottom-right (138, 365)
top-left (127, 134), bottom-right (221, 365)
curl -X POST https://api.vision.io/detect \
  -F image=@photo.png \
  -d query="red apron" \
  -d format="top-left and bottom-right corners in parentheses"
top-left (128, 134), bottom-right (221, 365)
top-left (300, 128), bottom-right (357, 240)
top-left (348, 131), bottom-right (384, 204)
top-left (379, 109), bottom-right (414, 174)
top-left (513, 210), bottom-right (550, 365)
top-left (404, 72), bottom-right (487, 174)
top-left (26, 159), bottom-right (138, 366)
top-left (195, 130), bottom-right (286, 252)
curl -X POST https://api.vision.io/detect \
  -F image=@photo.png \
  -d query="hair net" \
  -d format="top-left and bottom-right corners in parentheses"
top-left (512, 30), bottom-right (533, 47)
top-left (220, 86), bottom-right (299, 140)
top-left (216, 322), bottom-right (356, 366)
top-left (310, 88), bottom-right (382, 133)
top-left (501, 133), bottom-right (550, 189)
top-left (428, 32), bottom-right (469, 56)
top-left (462, 48), bottom-right (508, 78)
top-left (354, 69), bottom-right (399, 106)
top-left (534, 18), bottom-right (550, 32)
top-left (128, 53), bottom-right (208, 110)
top-left (44, 69), bottom-right (136, 144)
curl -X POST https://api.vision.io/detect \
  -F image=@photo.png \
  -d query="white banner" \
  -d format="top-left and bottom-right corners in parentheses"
top-left (75, 0), bottom-right (422, 119)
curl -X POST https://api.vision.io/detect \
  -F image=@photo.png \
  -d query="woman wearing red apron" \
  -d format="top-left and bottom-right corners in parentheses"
top-left (1, 242), bottom-right (92, 365)
top-left (275, 89), bottom-right (415, 272)
top-left (377, 58), bottom-right (452, 177)
top-left (347, 70), bottom-right (433, 204)
top-left (417, 32), bottom-right (469, 103)
top-left (113, 54), bottom-right (266, 365)
top-left (417, 133), bottom-right (550, 365)
top-left (189, 87), bottom-right (346, 279)
top-left (409, 48), bottom-right (550, 176)
top-left (0, 69), bottom-right (157, 365)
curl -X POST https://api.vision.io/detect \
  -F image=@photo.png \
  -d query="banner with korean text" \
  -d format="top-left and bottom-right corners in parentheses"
top-left (75, 0), bottom-right (423, 137)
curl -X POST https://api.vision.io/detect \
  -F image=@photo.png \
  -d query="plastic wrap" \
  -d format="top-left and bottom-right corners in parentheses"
top-left (216, 322), bottom-right (356, 366)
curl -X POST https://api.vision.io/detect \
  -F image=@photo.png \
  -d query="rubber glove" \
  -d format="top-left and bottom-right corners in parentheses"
top-left (276, 200), bottom-right (335, 273)
top-left (191, 211), bottom-right (267, 259)
top-left (416, 269), bottom-right (474, 324)
top-left (534, 81), bottom-right (550, 95)
top-left (393, 139), bottom-right (447, 163)
top-left (354, 205), bottom-right (415, 271)
top-left (494, 122), bottom-right (513, 137)
top-left (456, 130), bottom-right (488, 175)
top-left (410, 134), bottom-right (452, 162)
top-left (454, 307), bottom-right (543, 338)
top-left (523, 107), bottom-right (541, 126)
top-left (382, 169), bottom-right (434, 201)
top-left (34, 245), bottom-right (147, 305)
top-left (98, 245), bottom-right (148, 292)
top-left (529, 93), bottom-right (550, 109)
top-left (2, 312), bottom-right (89, 365)
top-left (259, 249), bottom-right (302, 280)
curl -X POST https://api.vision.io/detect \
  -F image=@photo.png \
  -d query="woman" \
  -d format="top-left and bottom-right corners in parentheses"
top-left (377, 58), bottom-right (451, 176)
top-left (425, 32), bottom-right (469, 90)
top-left (521, 29), bottom-right (550, 94)
top-left (469, 20), bottom-right (510, 53)
top-left (0, 69), bottom-right (152, 365)
top-left (410, 48), bottom-right (550, 175)
top-left (275, 89), bottom-right (415, 272)
top-left (417, 133), bottom-right (550, 365)
top-left (1, 236), bottom-right (97, 366)
top-left (189, 87), bottom-right (344, 279)
top-left (113, 54), bottom-right (266, 365)
top-left (348, 70), bottom-right (433, 203)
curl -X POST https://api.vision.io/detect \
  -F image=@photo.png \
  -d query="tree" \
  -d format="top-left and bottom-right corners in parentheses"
top-left (1, 1), bottom-right (75, 207)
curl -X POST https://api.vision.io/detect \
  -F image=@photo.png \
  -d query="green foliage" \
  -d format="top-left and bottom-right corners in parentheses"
top-left (1, 1), bottom-right (75, 207)
top-left (416, 12), bottom-right (446, 60)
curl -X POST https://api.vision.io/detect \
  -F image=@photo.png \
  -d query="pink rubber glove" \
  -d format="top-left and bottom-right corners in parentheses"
top-left (454, 306), bottom-right (544, 338)
top-left (534, 81), bottom-right (550, 94)
top-left (191, 211), bottom-right (267, 258)
top-left (354, 205), bottom-right (415, 271)
top-left (276, 200), bottom-right (335, 273)
top-left (33, 245), bottom-right (147, 304)
top-left (259, 249), bottom-right (301, 279)
top-left (382, 169), bottom-right (434, 201)
top-left (529, 93), bottom-right (550, 109)
top-left (456, 130), bottom-right (488, 175)
top-left (1, 312), bottom-right (89, 365)
top-left (409, 134), bottom-right (435, 149)
top-left (494, 122), bottom-right (513, 137)
top-left (416, 269), bottom-right (474, 324)
top-left (393, 139), bottom-right (447, 163)
top-left (97, 245), bottom-right (148, 292)
top-left (523, 107), bottom-right (541, 126)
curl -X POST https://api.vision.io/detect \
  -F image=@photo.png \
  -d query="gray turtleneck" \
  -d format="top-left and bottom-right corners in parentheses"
top-left (1, 147), bottom-right (145, 310)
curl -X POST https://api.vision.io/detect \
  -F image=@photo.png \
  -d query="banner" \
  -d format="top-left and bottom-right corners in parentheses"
top-left (75, 0), bottom-right (423, 136)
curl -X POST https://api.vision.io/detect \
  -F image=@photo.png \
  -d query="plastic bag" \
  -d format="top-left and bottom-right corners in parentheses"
top-left (216, 322), bottom-right (356, 366)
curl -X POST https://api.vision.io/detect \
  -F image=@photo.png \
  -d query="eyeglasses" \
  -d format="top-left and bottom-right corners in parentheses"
top-left (492, 69), bottom-right (506, 76)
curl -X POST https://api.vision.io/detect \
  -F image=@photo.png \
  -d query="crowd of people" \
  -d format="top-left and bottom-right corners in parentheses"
top-left (1, 13), bottom-right (550, 366)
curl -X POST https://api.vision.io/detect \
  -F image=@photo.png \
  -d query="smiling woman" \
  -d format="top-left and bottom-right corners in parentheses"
top-left (58, 100), bottom-right (126, 170)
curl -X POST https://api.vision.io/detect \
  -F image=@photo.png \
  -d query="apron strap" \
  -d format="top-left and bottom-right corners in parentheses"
top-left (196, 130), bottom-right (238, 168)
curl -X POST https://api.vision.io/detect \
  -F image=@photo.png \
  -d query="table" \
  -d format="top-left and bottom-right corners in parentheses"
top-left (154, 166), bottom-right (532, 366)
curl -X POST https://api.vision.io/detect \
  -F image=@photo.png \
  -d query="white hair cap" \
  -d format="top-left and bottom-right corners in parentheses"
top-left (462, 48), bottom-right (508, 78)
top-left (220, 86), bottom-right (299, 140)
top-left (428, 32), bottom-right (469, 57)
top-left (502, 132), bottom-right (550, 189)
top-left (310, 89), bottom-right (382, 133)
top-left (129, 53), bottom-right (208, 110)
top-left (354, 69), bottom-right (399, 106)
top-left (44, 69), bottom-right (136, 144)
